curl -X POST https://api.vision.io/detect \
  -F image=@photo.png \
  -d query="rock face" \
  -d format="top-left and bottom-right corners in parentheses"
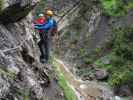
top-left (0, 0), bottom-right (39, 23)
top-left (55, 0), bottom-right (111, 73)
top-left (54, 0), bottom-right (133, 82)
top-left (0, 0), bottom-right (64, 100)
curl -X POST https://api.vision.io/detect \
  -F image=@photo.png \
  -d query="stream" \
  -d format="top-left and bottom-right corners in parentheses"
top-left (55, 59), bottom-right (125, 100)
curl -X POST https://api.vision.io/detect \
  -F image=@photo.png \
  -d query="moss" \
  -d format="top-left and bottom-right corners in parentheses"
top-left (52, 59), bottom-right (77, 100)
top-left (0, 68), bottom-right (16, 79)
top-left (94, 53), bottom-right (113, 70)
top-left (15, 88), bottom-right (31, 100)
top-left (76, 68), bottom-right (95, 77)
top-left (79, 48), bottom-right (86, 57)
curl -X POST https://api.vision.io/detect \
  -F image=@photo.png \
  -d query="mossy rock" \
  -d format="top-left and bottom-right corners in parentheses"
top-left (0, 67), bottom-right (16, 80)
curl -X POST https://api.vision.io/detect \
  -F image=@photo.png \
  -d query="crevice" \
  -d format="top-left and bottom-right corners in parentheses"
top-left (32, 66), bottom-right (50, 88)
top-left (20, 47), bottom-right (35, 64)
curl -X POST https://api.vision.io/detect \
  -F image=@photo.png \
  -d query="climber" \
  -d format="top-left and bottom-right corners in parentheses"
top-left (34, 9), bottom-right (57, 63)
top-left (35, 13), bottom-right (45, 24)
top-left (34, 13), bottom-right (46, 32)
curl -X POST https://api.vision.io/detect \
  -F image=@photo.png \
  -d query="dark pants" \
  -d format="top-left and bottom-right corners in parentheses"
top-left (38, 32), bottom-right (52, 62)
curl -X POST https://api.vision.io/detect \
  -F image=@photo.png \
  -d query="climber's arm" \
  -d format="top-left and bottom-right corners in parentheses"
top-left (34, 20), bottom-right (53, 30)
top-left (34, 23), bottom-right (45, 26)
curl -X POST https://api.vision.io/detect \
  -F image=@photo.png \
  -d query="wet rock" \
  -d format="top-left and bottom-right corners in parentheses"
top-left (114, 85), bottom-right (133, 97)
top-left (114, 96), bottom-right (123, 100)
top-left (101, 57), bottom-right (110, 65)
top-left (95, 69), bottom-right (109, 80)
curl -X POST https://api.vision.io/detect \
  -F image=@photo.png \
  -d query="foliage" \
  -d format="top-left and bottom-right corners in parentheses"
top-left (112, 27), bottom-right (133, 60)
top-left (109, 69), bottom-right (133, 87)
top-left (52, 59), bottom-right (77, 100)
top-left (109, 26), bottom-right (133, 87)
top-left (95, 26), bottom-right (133, 87)
top-left (95, 54), bottom-right (113, 70)
top-left (101, 0), bottom-right (133, 16)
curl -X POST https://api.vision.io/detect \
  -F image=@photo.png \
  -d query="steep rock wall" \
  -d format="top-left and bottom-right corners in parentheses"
top-left (54, 0), bottom-right (133, 80)
top-left (0, 0), bottom-right (63, 100)
top-left (56, 0), bottom-right (108, 72)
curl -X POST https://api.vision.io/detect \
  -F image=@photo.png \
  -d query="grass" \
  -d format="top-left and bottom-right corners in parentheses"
top-left (51, 58), bottom-right (77, 100)
top-left (100, 0), bottom-right (133, 17)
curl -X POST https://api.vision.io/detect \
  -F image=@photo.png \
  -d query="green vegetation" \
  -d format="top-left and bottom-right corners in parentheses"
top-left (101, 0), bottom-right (133, 16)
top-left (0, 67), bottom-right (16, 79)
top-left (24, 90), bottom-right (30, 100)
top-left (95, 26), bottom-right (133, 87)
top-left (95, 54), bottom-right (113, 70)
top-left (52, 59), bottom-right (77, 100)
top-left (0, 0), bottom-right (3, 13)
top-left (15, 88), bottom-right (31, 100)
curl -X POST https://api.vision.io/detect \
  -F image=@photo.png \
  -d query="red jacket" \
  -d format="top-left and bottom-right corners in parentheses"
top-left (35, 17), bottom-right (46, 32)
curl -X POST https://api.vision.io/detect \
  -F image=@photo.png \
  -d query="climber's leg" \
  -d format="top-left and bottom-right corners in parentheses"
top-left (44, 37), bottom-right (49, 62)
top-left (38, 32), bottom-right (47, 63)
top-left (44, 32), bottom-right (52, 62)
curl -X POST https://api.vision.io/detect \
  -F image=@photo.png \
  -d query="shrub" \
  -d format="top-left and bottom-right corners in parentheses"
top-left (104, 0), bottom-right (133, 17)
top-left (100, 0), bottom-right (128, 16)
top-left (95, 26), bottom-right (133, 88)
top-left (109, 70), bottom-right (133, 87)
top-left (112, 27), bottom-right (133, 61)
top-left (108, 26), bottom-right (133, 87)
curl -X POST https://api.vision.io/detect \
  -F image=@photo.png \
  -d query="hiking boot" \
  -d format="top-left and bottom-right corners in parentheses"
top-left (40, 58), bottom-right (48, 64)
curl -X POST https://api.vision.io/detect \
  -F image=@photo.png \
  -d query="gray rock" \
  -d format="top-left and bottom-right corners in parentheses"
top-left (0, 0), bottom-right (40, 23)
top-left (101, 57), bottom-right (110, 65)
top-left (95, 69), bottom-right (109, 80)
top-left (114, 85), bottom-right (133, 97)
top-left (0, 0), bottom-right (54, 99)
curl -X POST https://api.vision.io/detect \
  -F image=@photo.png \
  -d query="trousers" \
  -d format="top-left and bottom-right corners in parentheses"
top-left (38, 32), bottom-right (52, 61)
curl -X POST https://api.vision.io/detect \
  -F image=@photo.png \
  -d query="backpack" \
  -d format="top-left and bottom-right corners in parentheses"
top-left (50, 20), bottom-right (58, 36)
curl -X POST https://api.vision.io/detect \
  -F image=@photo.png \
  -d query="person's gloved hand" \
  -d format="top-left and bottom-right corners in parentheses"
top-left (34, 25), bottom-right (39, 29)
top-left (31, 23), bottom-right (35, 28)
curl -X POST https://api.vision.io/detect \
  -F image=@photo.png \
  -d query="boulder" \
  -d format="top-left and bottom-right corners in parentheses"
top-left (95, 69), bottom-right (109, 80)
top-left (114, 85), bottom-right (133, 97)
top-left (101, 56), bottom-right (110, 65)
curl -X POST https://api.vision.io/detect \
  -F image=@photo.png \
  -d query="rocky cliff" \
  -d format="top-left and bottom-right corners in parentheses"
top-left (0, 0), bottom-right (63, 100)
top-left (55, 0), bottom-right (133, 81)
top-left (56, 0), bottom-right (110, 76)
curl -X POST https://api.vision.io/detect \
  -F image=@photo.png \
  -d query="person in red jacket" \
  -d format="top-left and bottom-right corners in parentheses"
top-left (34, 10), bottom-right (57, 63)
top-left (34, 13), bottom-right (46, 33)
